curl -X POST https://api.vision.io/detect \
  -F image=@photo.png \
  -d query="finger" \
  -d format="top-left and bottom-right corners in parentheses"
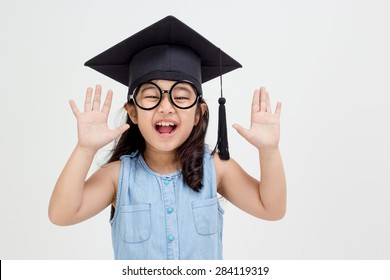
top-left (232, 123), bottom-right (251, 140)
top-left (251, 89), bottom-right (260, 113)
top-left (69, 100), bottom-right (80, 118)
top-left (101, 90), bottom-right (113, 115)
top-left (266, 90), bottom-right (271, 113)
top-left (274, 101), bottom-right (282, 117)
top-left (92, 84), bottom-right (102, 111)
top-left (84, 87), bottom-right (93, 112)
top-left (260, 87), bottom-right (267, 112)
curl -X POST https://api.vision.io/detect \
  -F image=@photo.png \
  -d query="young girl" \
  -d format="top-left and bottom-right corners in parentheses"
top-left (49, 16), bottom-right (286, 260)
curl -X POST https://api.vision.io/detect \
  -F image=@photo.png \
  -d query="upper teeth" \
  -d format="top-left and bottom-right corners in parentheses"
top-left (157, 122), bottom-right (175, 126)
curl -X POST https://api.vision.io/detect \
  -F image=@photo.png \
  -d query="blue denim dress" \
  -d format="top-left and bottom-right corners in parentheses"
top-left (110, 147), bottom-right (224, 259)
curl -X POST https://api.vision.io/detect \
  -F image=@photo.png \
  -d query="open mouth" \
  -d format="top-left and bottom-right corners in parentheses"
top-left (155, 121), bottom-right (177, 135)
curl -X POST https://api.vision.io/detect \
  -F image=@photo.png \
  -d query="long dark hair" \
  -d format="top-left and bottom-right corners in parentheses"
top-left (107, 100), bottom-right (209, 192)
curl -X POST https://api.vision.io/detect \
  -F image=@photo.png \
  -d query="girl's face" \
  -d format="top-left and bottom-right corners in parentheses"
top-left (127, 79), bottom-right (205, 155)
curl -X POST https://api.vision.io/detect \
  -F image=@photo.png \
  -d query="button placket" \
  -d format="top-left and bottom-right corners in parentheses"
top-left (161, 176), bottom-right (179, 259)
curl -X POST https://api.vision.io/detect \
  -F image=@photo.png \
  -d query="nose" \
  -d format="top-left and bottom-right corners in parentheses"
top-left (157, 92), bottom-right (174, 113)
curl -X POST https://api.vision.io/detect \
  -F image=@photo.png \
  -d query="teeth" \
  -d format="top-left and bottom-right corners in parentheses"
top-left (157, 122), bottom-right (175, 126)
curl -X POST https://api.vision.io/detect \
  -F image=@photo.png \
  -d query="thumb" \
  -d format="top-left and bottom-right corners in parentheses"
top-left (232, 123), bottom-right (250, 140)
top-left (112, 123), bottom-right (130, 138)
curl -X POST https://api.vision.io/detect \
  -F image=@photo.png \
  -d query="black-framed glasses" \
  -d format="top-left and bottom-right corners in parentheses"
top-left (129, 81), bottom-right (202, 110)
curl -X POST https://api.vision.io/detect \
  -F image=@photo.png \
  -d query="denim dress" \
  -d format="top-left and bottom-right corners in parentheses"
top-left (110, 148), bottom-right (224, 259)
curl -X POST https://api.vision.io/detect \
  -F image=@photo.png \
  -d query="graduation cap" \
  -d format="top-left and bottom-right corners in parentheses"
top-left (84, 15), bottom-right (242, 160)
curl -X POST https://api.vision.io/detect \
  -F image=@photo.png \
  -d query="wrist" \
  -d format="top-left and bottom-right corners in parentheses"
top-left (74, 144), bottom-right (98, 157)
top-left (258, 146), bottom-right (280, 155)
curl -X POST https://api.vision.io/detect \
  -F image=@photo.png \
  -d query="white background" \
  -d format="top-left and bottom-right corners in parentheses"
top-left (0, 0), bottom-right (389, 259)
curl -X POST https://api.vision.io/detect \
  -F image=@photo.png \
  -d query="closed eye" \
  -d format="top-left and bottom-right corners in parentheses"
top-left (145, 95), bottom-right (159, 99)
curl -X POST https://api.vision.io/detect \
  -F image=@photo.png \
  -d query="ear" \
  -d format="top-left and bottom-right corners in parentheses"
top-left (194, 103), bottom-right (208, 125)
top-left (124, 103), bottom-right (138, 124)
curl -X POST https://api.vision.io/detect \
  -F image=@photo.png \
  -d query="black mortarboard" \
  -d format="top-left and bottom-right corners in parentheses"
top-left (84, 15), bottom-right (242, 160)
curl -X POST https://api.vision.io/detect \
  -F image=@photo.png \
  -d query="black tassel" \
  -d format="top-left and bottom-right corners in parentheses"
top-left (216, 96), bottom-right (230, 160)
top-left (212, 48), bottom-right (230, 160)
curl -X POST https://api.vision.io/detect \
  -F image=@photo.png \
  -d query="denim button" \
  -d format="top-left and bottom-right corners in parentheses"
top-left (167, 207), bottom-right (173, 214)
top-left (129, 151), bottom-right (137, 157)
top-left (163, 179), bottom-right (170, 185)
top-left (167, 235), bottom-right (174, 241)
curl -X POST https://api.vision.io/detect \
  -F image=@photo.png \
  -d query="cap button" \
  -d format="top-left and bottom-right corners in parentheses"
top-left (218, 97), bottom-right (226, 104)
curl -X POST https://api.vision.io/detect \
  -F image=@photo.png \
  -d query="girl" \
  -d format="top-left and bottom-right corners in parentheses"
top-left (48, 16), bottom-right (286, 259)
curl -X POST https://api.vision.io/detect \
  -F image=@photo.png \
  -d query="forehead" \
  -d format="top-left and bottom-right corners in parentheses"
top-left (150, 79), bottom-right (177, 88)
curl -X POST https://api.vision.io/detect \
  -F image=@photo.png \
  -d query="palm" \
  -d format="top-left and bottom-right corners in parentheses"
top-left (233, 87), bottom-right (281, 150)
top-left (70, 85), bottom-right (129, 152)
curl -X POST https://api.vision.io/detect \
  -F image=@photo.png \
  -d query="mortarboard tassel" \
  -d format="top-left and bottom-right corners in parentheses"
top-left (216, 95), bottom-right (230, 160)
top-left (214, 49), bottom-right (230, 160)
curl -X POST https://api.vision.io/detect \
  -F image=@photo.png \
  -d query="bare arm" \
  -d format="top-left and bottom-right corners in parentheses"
top-left (48, 85), bottom-right (129, 225)
top-left (216, 87), bottom-right (286, 220)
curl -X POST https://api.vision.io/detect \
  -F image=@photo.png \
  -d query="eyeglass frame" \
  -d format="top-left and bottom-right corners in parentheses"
top-left (129, 80), bottom-right (203, 110)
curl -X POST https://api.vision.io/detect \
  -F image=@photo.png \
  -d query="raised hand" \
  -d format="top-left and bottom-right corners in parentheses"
top-left (69, 85), bottom-right (130, 153)
top-left (233, 87), bottom-right (281, 151)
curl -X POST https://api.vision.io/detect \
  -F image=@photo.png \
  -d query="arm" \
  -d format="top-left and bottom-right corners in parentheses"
top-left (48, 85), bottom-right (129, 226)
top-left (216, 87), bottom-right (286, 220)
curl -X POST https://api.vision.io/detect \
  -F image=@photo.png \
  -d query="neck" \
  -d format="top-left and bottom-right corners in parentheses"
top-left (143, 147), bottom-right (180, 174)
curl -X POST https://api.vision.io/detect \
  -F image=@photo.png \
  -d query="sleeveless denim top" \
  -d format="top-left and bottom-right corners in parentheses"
top-left (110, 148), bottom-right (224, 259)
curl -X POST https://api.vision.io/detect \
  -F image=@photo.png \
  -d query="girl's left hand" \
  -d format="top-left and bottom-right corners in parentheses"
top-left (233, 87), bottom-right (282, 151)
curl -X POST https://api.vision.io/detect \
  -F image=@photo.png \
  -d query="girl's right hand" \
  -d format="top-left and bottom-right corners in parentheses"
top-left (69, 85), bottom-right (130, 153)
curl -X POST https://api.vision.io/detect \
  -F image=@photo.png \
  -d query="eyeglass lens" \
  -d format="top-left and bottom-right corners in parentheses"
top-left (134, 82), bottom-right (198, 109)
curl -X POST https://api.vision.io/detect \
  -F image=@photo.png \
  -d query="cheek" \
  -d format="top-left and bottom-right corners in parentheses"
top-left (180, 112), bottom-right (198, 135)
top-left (182, 110), bottom-right (198, 126)
top-left (191, 107), bottom-right (200, 125)
top-left (135, 111), bottom-right (152, 133)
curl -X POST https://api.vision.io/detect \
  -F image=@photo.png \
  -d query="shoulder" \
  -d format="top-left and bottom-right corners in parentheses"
top-left (212, 153), bottom-right (259, 193)
top-left (90, 160), bottom-right (122, 206)
top-left (212, 153), bottom-right (244, 190)
top-left (98, 160), bottom-right (121, 175)
top-left (88, 160), bottom-right (121, 191)
top-left (212, 153), bottom-right (242, 172)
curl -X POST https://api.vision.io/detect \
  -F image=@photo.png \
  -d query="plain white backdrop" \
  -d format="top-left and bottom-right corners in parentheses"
top-left (0, 0), bottom-right (389, 259)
